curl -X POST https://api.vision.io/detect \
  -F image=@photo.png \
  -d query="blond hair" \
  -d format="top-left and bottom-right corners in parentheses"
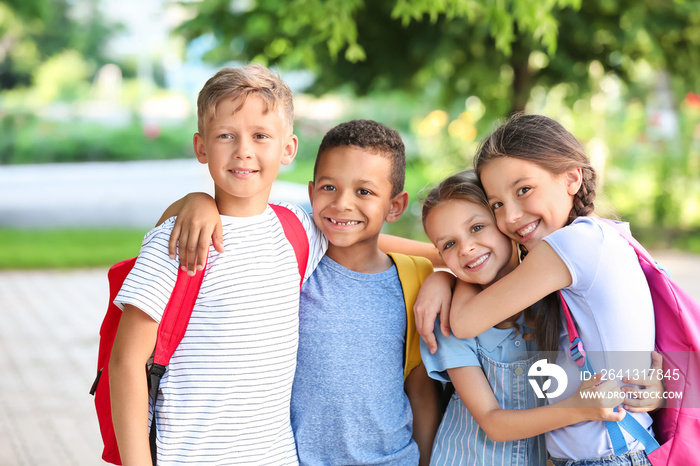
top-left (196, 63), bottom-right (294, 134)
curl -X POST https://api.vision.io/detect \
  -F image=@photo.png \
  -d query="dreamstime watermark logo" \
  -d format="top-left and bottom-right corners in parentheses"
top-left (528, 359), bottom-right (568, 399)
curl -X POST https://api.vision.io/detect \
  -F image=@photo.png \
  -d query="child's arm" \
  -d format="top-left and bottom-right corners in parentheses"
top-left (158, 193), bottom-right (223, 276)
top-left (450, 366), bottom-right (625, 442)
top-left (450, 241), bottom-right (571, 339)
top-left (378, 235), bottom-right (445, 268)
top-left (404, 363), bottom-right (441, 466)
top-left (109, 305), bottom-right (158, 466)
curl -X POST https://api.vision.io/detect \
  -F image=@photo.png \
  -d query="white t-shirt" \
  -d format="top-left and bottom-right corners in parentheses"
top-left (115, 202), bottom-right (326, 465)
top-left (543, 217), bottom-right (655, 461)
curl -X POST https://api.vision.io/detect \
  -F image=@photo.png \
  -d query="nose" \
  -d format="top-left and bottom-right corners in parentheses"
top-left (458, 239), bottom-right (475, 257)
top-left (332, 189), bottom-right (353, 211)
top-left (502, 203), bottom-right (522, 225)
top-left (234, 139), bottom-right (253, 159)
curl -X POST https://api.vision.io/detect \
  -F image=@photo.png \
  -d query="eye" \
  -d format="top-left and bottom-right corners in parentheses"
top-left (517, 186), bottom-right (531, 196)
top-left (491, 201), bottom-right (503, 210)
top-left (218, 133), bottom-right (234, 140)
top-left (470, 224), bottom-right (484, 233)
top-left (321, 185), bottom-right (336, 192)
top-left (357, 188), bottom-right (372, 196)
top-left (254, 133), bottom-right (269, 140)
top-left (442, 240), bottom-right (455, 251)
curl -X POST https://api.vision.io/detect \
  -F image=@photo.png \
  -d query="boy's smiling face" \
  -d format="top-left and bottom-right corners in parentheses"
top-left (194, 95), bottom-right (297, 216)
top-left (309, 146), bottom-right (407, 252)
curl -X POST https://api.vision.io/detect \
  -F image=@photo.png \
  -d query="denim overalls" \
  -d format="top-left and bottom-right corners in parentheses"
top-left (429, 349), bottom-right (547, 465)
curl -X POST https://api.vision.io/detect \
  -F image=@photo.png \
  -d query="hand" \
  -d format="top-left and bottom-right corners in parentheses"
top-left (573, 373), bottom-right (627, 422)
top-left (621, 350), bottom-right (665, 412)
top-left (414, 271), bottom-right (454, 354)
top-left (168, 193), bottom-right (224, 275)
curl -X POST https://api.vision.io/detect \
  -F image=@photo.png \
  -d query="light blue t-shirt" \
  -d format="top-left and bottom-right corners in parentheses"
top-left (291, 255), bottom-right (419, 465)
top-left (421, 314), bottom-right (547, 466)
top-left (543, 217), bottom-right (655, 461)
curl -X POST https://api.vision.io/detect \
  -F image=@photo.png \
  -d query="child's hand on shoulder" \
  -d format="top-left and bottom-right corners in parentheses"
top-left (414, 271), bottom-right (455, 354)
top-left (168, 192), bottom-right (224, 276)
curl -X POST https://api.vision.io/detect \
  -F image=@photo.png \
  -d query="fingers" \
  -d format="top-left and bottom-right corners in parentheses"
top-left (601, 406), bottom-right (627, 423)
top-left (414, 304), bottom-right (437, 354)
top-left (439, 308), bottom-right (451, 338)
top-left (169, 221), bottom-right (181, 260)
top-left (422, 330), bottom-right (438, 355)
top-left (212, 224), bottom-right (225, 253)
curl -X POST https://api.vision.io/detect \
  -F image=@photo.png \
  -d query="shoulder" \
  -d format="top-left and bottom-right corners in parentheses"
top-left (139, 218), bottom-right (176, 252)
top-left (420, 325), bottom-right (480, 381)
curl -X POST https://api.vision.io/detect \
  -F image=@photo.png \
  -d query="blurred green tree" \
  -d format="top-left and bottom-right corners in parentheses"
top-left (0, 0), bottom-right (118, 89)
top-left (175, 0), bottom-right (700, 114)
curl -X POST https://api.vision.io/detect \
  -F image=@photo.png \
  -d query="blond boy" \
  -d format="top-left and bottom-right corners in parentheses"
top-left (109, 64), bottom-right (327, 465)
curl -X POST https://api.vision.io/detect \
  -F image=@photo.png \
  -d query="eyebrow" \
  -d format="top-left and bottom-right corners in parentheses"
top-left (486, 176), bottom-right (531, 201)
top-left (432, 213), bottom-right (482, 244)
top-left (315, 176), bottom-right (380, 189)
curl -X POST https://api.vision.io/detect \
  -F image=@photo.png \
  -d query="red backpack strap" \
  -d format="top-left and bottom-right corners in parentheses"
top-left (152, 255), bottom-right (208, 367)
top-left (270, 204), bottom-right (309, 288)
top-left (148, 252), bottom-right (208, 465)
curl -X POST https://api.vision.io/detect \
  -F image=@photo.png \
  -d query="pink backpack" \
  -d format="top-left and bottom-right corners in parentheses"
top-left (561, 218), bottom-right (700, 465)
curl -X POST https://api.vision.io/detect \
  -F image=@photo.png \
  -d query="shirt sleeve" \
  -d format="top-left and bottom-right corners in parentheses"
top-left (113, 219), bottom-right (180, 323)
top-left (542, 217), bottom-right (605, 293)
top-left (273, 201), bottom-right (328, 282)
top-left (419, 317), bottom-right (480, 383)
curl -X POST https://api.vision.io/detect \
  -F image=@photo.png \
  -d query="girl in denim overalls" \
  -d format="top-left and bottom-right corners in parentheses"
top-left (417, 170), bottom-right (661, 466)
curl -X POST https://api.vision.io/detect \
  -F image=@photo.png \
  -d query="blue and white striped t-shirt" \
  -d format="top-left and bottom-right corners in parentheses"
top-left (115, 203), bottom-right (327, 465)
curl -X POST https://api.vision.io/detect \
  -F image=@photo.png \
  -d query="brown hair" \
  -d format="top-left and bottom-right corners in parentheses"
top-left (196, 63), bottom-right (294, 135)
top-left (474, 113), bottom-right (597, 223)
top-left (421, 169), bottom-right (534, 338)
top-left (314, 119), bottom-right (406, 197)
top-left (473, 113), bottom-right (598, 353)
top-left (421, 170), bottom-right (489, 230)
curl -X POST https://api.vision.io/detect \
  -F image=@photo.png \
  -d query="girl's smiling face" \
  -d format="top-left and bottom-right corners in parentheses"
top-left (479, 156), bottom-right (582, 250)
top-left (425, 199), bottom-right (518, 287)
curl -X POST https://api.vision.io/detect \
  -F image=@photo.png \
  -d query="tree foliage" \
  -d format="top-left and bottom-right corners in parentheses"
top-left (176, 0), bottom-right (700, 114)
top-left (0, 0), bottom-right (117, 89)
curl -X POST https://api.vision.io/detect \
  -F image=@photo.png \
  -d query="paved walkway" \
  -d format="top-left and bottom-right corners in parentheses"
top-left (0, 252), bottom-right (698, 466)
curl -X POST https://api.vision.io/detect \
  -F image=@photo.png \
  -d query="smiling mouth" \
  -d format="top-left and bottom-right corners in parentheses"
top-left (466, 253), bottom-right (489, 269)
top-left (230, 169), bottom-right (258, 174)
top-left (327, 218), bottom-right (361, 226)
top-left (517, 220), bottom-right (539, 238)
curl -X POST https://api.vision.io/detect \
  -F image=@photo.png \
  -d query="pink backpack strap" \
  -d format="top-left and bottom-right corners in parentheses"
top-left (270, 204), bottom-right (309, 288)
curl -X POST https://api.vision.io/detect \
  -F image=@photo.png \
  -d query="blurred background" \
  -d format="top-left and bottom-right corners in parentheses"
top-left (1, 2), bottom-right (699, 464)
top-left (1, 0), bottom-right (699, 265)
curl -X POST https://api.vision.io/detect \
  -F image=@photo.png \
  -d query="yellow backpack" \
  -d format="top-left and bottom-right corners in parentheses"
top-left (387, 252), bottom-right (434, 379)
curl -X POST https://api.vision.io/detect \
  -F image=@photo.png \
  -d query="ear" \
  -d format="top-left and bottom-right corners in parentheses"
top-left (385, 190), bottom-right (409, 223)
top-left (193, 133), bottom-right (207, 164)
top-left (307, 181), bottom-right (314, 205)
top-left (565, 167), bottom-right (583, 195)
top-left (280, 134), bottom-right (299, 166)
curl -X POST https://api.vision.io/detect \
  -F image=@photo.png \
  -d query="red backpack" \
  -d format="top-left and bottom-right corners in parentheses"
top-left (560, 218), bottom-right (700, 465)
top-left (90, 205), bottom-right (309, 465)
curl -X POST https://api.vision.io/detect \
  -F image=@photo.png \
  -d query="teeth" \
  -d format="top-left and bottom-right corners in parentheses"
top-left (518, 222), bottom-right (538, 237)
top-left (232, 170), bottom-right (255, 174)
top-left (467, 254), bottom-right (488, 268)
top-left (329, 218), bottom-right (360, 226)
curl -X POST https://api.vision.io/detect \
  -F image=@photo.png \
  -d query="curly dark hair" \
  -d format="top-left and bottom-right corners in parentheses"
top-left (313, 119), bottom-right (406, 197)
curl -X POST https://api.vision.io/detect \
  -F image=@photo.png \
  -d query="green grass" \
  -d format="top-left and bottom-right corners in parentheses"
top-left (0, 228), bottom-right (147, 269)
